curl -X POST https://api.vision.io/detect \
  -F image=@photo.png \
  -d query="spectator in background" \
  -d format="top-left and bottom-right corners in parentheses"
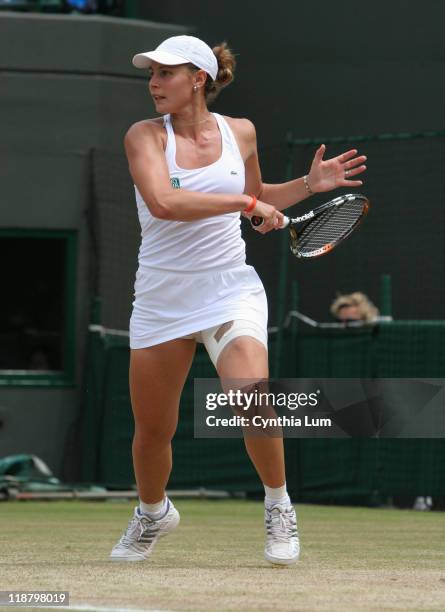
top-left (330, 292), bottom-right (379, 324)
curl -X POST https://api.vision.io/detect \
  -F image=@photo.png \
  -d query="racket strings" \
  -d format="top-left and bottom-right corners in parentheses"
top-left (294, 201), bottom-right (364, 254)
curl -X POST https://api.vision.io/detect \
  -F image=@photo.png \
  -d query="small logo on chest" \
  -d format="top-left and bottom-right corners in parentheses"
top-left (230, 170), bottom-right (238, 175)
top-left (170, 177), bottom-right (181, 189)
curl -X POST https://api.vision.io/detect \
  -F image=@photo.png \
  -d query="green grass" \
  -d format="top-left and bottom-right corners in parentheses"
top-left (0, 500), bottom-right (444, 611)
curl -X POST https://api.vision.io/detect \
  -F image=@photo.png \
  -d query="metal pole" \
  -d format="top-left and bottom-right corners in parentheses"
top-left (124, 0), bottom-right (138, 18)
top-left (289, 280), bottom-right (299, 376)
top-left (273, 132), bottom-right (295, 378)
top-left (380, 274), bottom-right (392, 318)
top-left (90, 296), bottom-right (103, 325)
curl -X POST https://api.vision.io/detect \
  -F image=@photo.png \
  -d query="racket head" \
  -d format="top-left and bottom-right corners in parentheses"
top-left (289, 193), bottom-right (370, 259)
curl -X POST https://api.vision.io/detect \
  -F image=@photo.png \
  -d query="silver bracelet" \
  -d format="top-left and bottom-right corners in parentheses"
top-left (303, 175), bottom-right (314, 195)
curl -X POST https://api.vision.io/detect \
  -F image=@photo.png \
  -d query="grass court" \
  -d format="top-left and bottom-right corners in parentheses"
top-left (1, 499), bottom-right (445, 611)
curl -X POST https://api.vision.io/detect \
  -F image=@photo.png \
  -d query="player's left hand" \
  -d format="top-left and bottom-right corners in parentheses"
top-left (307, 145), bottom-right (367, 193)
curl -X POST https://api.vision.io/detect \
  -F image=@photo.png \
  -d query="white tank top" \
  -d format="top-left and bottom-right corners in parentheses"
top-left (134, 112), bottom-right (246, 272)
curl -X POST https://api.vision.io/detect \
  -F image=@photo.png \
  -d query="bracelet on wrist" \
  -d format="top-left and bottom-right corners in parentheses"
top-left (245, 194), bottom-right (257, 213)
top-left (303, 175), bottom-right (314, 195)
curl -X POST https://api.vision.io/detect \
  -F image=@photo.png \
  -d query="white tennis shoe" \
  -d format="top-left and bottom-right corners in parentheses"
top-left (110, 499), bottom-right (180, 561)
top-left (264, 503), bottom-right (300, 565)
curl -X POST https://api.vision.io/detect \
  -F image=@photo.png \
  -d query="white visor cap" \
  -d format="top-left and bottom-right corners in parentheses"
top-left (132, 35), bottom-right (218, 81)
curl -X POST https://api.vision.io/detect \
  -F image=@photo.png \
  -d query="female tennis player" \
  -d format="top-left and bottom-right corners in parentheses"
top-left (110, 35), bottom-right (367, 565)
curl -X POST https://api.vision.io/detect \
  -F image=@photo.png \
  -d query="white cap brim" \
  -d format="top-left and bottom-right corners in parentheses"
top-left (132, 50), bottom-right (190, 69)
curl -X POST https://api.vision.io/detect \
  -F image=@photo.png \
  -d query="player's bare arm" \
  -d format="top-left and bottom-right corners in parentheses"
top-left (124, 120), bottom-right (252, 220)
top-left (229, 118), bottom-right (367, 212)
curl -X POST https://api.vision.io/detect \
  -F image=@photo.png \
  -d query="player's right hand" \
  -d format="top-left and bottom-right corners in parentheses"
top-left (245, 200), bottom-right (284, 234)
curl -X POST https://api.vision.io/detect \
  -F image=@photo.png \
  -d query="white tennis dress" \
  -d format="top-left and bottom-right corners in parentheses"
top-left (129, 112), bottom-right (268, 349)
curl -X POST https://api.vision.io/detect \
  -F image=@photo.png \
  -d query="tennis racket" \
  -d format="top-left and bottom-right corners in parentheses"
top-left (251, 193), bottom-right (370, 259)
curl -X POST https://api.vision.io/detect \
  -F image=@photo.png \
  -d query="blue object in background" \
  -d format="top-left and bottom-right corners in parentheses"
top-left (66, 0), bottom-right (97, 11)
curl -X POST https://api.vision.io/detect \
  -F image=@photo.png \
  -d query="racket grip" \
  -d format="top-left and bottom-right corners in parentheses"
top-left (250, 215), bottom-right (263, 227)
top-left (250, 216), bottom-right (290, 229)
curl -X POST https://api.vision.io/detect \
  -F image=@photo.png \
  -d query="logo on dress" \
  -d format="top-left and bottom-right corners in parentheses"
top-left (170, 177), bottom-right (181, 189)
top-left (230, 170), bottom-right (238, 175)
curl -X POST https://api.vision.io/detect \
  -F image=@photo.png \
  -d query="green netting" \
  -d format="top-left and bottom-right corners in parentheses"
top-left (83, 336), bottom-right (258, 491)
top-left (283, 320), bottom-right (445, 502)
top-left (167, 348), bottom-right (259, 492)
top-left (292, 327), bottom-right (375, 378)
top-left (378, 439), bottom-right (445, 496)
top-left (277, 131), bottom-right (445, 329)
top-left (375, 321), bottom-right (445, 377)
top-left (285, 439), bottom-right (382, 505)
top-left (82, 321), bottom-right (445, 501)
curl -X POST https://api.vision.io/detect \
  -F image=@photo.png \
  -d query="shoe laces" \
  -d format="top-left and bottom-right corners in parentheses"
top-left (120, 512), bottom-right (154, 546)
top-left (266, 506), bottom-right (297, 543)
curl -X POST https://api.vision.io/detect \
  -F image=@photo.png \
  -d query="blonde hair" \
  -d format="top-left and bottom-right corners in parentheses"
top-left (188, 42), bottom-right (236, 105)
top-left (330, 292), bottom-right (379, 323)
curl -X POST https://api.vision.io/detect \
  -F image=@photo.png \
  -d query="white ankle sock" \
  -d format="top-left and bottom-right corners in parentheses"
top-left (264, 484), bottom-right (291, 508)
top-left (139, 497), bottom-right (168, 519)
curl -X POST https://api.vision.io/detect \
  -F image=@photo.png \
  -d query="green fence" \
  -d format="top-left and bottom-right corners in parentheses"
top-left (82, 321), bottom-right (445, 503)
top-left (285, 320), bottom-right (445, 504)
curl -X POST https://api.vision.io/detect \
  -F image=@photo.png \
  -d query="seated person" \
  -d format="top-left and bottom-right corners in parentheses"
top-left (330, 292), bottom-right (379, 323)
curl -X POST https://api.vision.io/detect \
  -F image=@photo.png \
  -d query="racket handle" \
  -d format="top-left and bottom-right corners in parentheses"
top-left (250, 215), bottom-right (290, 229)
top-left (250, 216), bottom-right (263, 227)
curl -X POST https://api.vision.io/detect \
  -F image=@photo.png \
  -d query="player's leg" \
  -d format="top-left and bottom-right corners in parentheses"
top-left (110, 338), bottom-right (196, 562)
top-left (204, 323), bottom-right (299, 564)
top-left (130, 339), bottom-right (196, 502)
top-left (215, 333), bottom-right (285, 487)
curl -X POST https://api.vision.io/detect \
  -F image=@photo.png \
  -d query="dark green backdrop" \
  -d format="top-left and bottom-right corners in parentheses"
top-left (120, 1), bottom-right (445, 322)
top-left (82, 322), bottom-right (445, 503)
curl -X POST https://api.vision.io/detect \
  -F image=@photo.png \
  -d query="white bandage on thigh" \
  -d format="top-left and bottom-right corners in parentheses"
top-left (200, 319), bottom-right (268, 368)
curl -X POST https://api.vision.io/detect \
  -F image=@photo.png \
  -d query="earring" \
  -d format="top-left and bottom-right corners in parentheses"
top-left (193, 85), bottom-right (198, 92)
